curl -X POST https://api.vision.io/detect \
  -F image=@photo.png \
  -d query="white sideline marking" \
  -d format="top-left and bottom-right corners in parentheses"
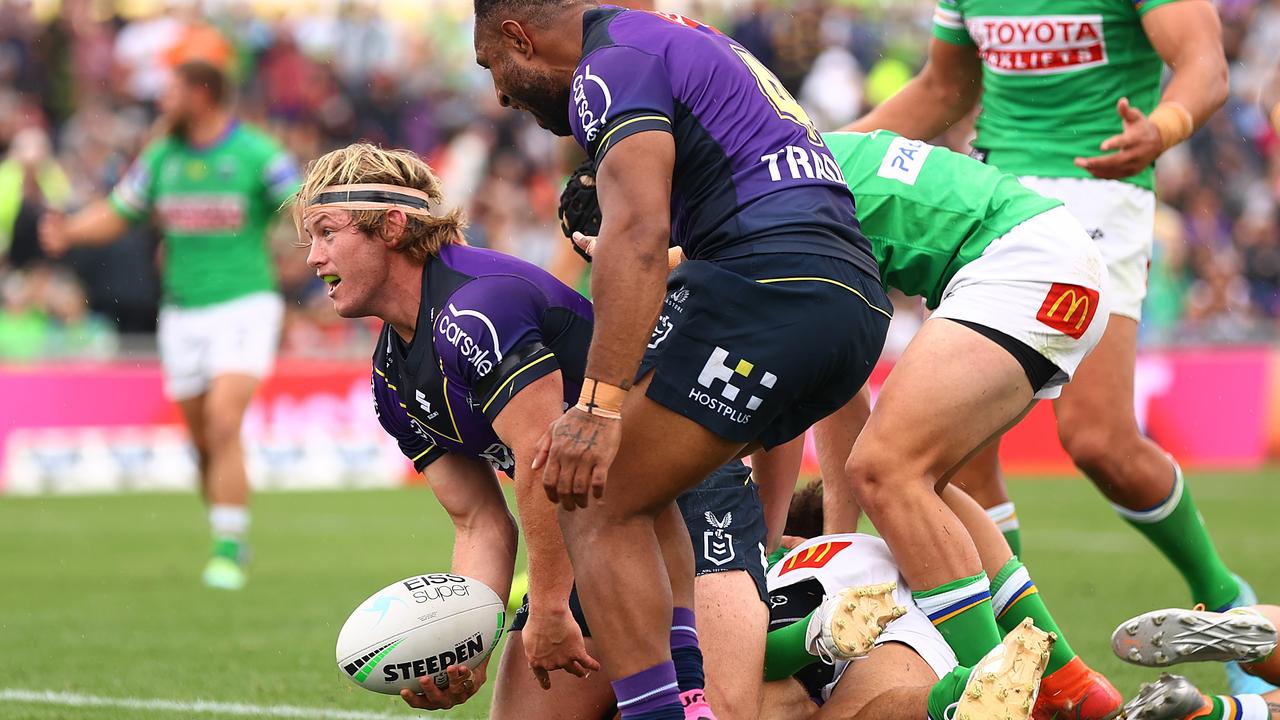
top-left (0, 688), bottom-right (455, 719)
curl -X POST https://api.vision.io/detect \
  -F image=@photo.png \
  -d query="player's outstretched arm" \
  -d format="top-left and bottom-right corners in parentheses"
top-left (402, 453), bottom-right (516, 711)
top-left (535, 130), bottom-right (674, 509)
top-left (841, 38), bottom-right (982, 140)
top-left (493, 371), bottom-right (601, 688)
top-left (39, 200), bottom-right (131, 258)
top-left (1077, 0), bottom-right (1227, 179)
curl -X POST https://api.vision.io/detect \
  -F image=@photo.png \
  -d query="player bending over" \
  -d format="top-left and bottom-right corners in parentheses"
top-left (475, 4), bottom-right (892, 719)
top-left (563, 128), bottom-right (1119, 720)
top-left (1110, 605), bottom-right (1279, 720)
top-left (845, 0), bottom-right (1263, 695)
top-left (293, 143), bottom-right (770, 718)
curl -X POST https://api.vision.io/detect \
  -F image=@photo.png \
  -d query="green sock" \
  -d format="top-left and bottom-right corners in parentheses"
top-left (213, 537), bottom-right (242, 563)
top-left (991, 557), bottom-right (1074, 674)
top-left (927, 665), bottom-right (974, 720)
top-left (987, 502), bottom-right (1023, 557)
top-left (763, 609), bottom-right (819, 681)
top-left (1114, 463), bottom-right (1239, 610)
top-left (913, 573), bottom-right (1001, 667)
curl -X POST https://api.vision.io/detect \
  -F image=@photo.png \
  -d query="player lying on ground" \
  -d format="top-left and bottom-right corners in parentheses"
top-left (758, 482), bottom-right (1053, 720)
top-left (562, 128), bottom-right (1119, 719)
top-left (293, 143), bottom-right (769, 718)
top-left (845, 2), bottom-right (1263, 695)
top-left (476, 4), bottom-right (892, 719)
top-left (1110, 605), bottom-right (1279, 720)
top-left (40, 60), bottom-right (301, 591)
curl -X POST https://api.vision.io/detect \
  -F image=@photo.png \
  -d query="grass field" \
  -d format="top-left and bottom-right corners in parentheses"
top-left (1, 470), bottom-right (1276, 720)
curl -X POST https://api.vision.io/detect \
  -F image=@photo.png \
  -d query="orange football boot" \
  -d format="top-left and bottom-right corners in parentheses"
top-left (1032, 657), bottom-right (1123, 720)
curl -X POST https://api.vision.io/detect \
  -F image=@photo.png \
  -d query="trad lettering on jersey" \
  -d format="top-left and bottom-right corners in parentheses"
top-left (967, 15), bottom-right (1107, 75)
top-left (759, 146), bottom-right (848, 184)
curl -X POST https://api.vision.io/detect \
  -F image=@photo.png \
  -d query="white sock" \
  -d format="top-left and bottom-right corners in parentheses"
top-left (209, 504), bottom-right (249, 539)
top-left (1220, 694), bottom-right (1270, 720)
top-left (986, 502), bottom-right (1020, 534)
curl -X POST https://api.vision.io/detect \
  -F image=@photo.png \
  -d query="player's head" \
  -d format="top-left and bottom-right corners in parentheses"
top-left (161, 61), bottom-right (229, 136)
top-left (294, 143), bottom-right (465, 318)
top-left (784, 481), bottom-right (824, 541)
top-left (473, 0), bottom-right (596, 136)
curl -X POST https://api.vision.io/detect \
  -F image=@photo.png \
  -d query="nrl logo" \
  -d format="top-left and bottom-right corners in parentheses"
top-left (703, 512), bottom-right (734, 567)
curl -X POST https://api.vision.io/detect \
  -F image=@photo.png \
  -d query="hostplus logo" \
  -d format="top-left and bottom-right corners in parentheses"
top-left (689, 347), bottom-right (775, 424)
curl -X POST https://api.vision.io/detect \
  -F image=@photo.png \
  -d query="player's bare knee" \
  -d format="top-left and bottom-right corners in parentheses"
top-left (203, 412), bottom-right (244, 454)
top-left (1057, 421), bottom-right (1123, 478)
top-left (847, 451), bottom-right (929, 513)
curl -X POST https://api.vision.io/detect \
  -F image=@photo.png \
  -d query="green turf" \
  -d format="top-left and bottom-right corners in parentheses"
top-left (0, 470), bottom-right (1276, 720)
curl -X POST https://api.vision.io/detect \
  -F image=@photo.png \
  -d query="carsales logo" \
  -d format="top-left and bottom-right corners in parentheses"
top-left (573, 64), bottom-right (612, 143)
top-left (966, 15), bottom-right (1107, 75)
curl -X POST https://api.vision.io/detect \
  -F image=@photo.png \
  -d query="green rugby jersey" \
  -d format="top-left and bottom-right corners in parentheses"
top-left (109, 122), bottom-right (301, 308)
top-left (932, 0), bottom-right (1179, 190)
top-left (827, 130), bottom-right (1060, 309)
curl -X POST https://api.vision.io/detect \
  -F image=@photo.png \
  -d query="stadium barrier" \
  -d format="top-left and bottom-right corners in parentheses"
top-left (0, 347), bottom-right (1275, 494)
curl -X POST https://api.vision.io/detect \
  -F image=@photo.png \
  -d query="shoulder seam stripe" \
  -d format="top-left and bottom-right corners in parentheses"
top-left (482, 353), bottom-right (557, 414)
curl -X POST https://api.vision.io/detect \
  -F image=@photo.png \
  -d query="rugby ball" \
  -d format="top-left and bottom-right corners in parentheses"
top-left (336, 574), bottom-right (506, 695)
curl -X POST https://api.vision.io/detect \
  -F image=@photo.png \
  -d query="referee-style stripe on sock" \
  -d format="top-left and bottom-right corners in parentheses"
top-left (1112, 460), bottom-right (1240, 610)
top-left (987, 502), bottom-right (1022, 557)
top-left (990, 557), bottom-right (1075, 675)
top-left (612, 661), bottom-right (684, 720)
top-left (913, 573), bottom-right (1001, 667)
top-left (670, 607), bottom-right (705, 693)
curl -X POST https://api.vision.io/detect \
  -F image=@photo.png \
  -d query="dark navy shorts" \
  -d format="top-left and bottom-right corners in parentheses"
top-left (510, 461), bottom-right (768, 636)
top-left (638, 253), bottom-right (891, 450)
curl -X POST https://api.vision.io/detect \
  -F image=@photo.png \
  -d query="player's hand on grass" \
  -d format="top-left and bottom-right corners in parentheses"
top-left (38, 211), bottom-right (70, 258)
top-left (1074, 97), bottom-right (1164, 180)
top-left (399, 663), bottom-right (485, 711)
top-left (523, 606), bottom-right (602, 689)
top-left (533, 407), bottom-right (620, 510)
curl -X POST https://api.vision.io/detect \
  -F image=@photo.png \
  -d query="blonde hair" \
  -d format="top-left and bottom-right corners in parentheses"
top-left (293, 143), bottom-right (465, 264)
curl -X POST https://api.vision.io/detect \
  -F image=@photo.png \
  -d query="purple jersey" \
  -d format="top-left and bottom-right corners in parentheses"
top-left (569, 7), bottom-right (877, 278)
top-left (372, 244), bottom-right (593, 476)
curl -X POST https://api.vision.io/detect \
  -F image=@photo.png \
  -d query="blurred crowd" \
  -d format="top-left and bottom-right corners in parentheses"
top-left (1, 0), bottom-right (1280, 361)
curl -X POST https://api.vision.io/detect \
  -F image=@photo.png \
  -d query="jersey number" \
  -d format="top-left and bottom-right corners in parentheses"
top-left (730, 45), bottom-right (822, 146)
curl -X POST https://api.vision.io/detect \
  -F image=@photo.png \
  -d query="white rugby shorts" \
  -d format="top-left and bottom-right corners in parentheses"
top-left (157, 291), bottom-right (284, 400)
top-left (930, 206), bottom-right (1110, 399)
top-left (767, 534), bottom-right (958, 702)
top-left (1018, 175), bottom-right (1154, 321)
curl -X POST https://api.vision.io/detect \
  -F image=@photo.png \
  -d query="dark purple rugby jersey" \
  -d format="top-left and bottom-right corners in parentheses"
top-left (371, 244), bottom-right (593, 476)
top-left (569, 7), bottom-right (877, 277)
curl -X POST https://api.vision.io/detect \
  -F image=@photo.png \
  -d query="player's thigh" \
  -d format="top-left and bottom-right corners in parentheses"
top-left (491, 632), bottom-right (614, 720)
top-left (853, 318), bottom-right (1033, 481)
top-left (761, 678), bottom-right (818, 720)
top-left (202, 373), bottom-right (261, 442)
top-left (175, 393), bottom-right (210, 450)
top-left (815, 642), bottom-right (938, 720)
top-left (696, 570), bottom-right (768, 720)
top-left (1053, 314), bottom-right (1140, 436)
top-left (599, 375), bottom-right (746, 518)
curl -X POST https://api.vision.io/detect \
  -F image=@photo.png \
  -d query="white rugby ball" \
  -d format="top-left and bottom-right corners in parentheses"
top-left (336, 573), bottom-right (506, 694)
